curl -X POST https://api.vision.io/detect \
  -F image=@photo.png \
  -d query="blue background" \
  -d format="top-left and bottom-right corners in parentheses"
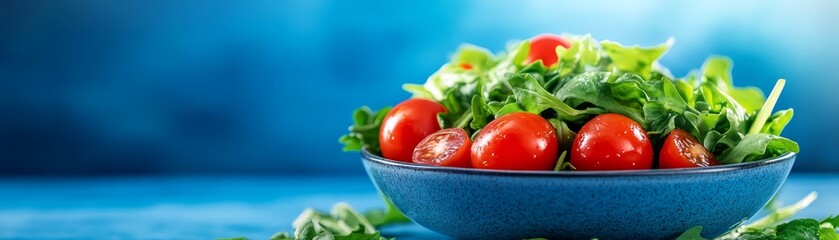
top-left (1, 0), bottom-right (837, 175)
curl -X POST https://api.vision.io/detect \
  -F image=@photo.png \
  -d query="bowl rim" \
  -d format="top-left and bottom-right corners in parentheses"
top-left (361, 148), bottom-right (796, 177)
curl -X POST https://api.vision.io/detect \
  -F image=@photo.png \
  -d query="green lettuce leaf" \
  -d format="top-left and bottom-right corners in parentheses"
top-left (420, 45), bottom-right (495, 101)
top-left (600, 38), bottom-right (673, 79)
top-left (701, 56), bottom-right (766, 114)
top-left (555, 34), bottom-right (601, 76)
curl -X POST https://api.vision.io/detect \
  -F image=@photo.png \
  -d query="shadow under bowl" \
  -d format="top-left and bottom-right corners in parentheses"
top-left (361, 149), bottom-right (796, 240)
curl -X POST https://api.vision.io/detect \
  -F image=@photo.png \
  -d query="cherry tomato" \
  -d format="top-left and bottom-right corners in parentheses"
top-left (412, 128), bottom-right (472, 168)
top-left (459, 63), bottom-right (473, 70)
top-left (379, 98), bottom-right (447, 162)
top-left (525, 34), bottom-right (572, 67)
top-left (659, 129), bottom-right (719, 169)
top-left (471, 112), bottom-right (559, 170)
top-left (570, 114), bottom-right (653, 171)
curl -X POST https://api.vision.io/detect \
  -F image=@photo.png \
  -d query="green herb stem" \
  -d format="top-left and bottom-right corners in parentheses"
top-left (744, 191), bottom-right (817, 230)
top-left (748, 79), bottom-right (786, 134)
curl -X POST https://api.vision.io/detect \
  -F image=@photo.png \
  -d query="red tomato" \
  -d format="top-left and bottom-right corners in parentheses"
top-left (412, 128), bottom-right (472, 168)
top-left (379, 98), bottom-right (447, 162)
top-left (459, 62), bottom-right (473, 70)
top-left (659, 129), bottom-right (719, 169)
top-left (471, 112), bottom-right (559, 170)
top-left (570, 114), bottom-right (653, 171)
top-left (525, 34), bottom-right (572, 67)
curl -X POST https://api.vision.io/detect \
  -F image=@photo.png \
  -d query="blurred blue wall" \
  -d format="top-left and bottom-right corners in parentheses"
top-left (1, 0), bottom-right (836, 175)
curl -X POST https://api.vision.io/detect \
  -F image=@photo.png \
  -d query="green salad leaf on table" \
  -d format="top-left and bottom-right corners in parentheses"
top-left (221, 33), bottom-right (837, 240)
top-left (220, 193), bottom-right (837, 240)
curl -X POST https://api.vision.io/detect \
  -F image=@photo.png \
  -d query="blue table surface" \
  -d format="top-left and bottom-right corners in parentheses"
top-left (0, 174), bottom-right (836, 240)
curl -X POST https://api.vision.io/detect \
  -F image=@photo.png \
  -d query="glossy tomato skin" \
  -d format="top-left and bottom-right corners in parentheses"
top-left (659, 129), bottom-right (720, 169)
top-left (471, 112), bottom-right (559, 170)
top-left (570, 114), bottom-right (653, 171)
top-left (525, 34), bottom-right (572, 67)
top-left (412, 128), bottom-right (472, 168)
top-left (379, 98), bottom-right (447, 162)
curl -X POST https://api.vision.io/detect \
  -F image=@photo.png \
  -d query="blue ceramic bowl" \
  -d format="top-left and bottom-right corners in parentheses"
top-left (361, 149), bottom-right (796, 240)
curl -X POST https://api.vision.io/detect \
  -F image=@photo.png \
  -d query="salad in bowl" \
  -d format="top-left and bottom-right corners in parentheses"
top-left (340, 33), bottom-right (798, 172)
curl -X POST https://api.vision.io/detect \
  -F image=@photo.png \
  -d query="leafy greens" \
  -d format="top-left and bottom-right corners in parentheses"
top-left (218, 200), bottom-right (409, 240)
top-left (675, 192), bottom-right (839, 240)
top-left (221, 193), bottom-right (837, 240)
top-left (340, 34), bottom-right (798, 163)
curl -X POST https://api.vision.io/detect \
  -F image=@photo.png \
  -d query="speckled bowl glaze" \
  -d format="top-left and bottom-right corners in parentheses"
top-left (361, 149), bottom-right (796, 240)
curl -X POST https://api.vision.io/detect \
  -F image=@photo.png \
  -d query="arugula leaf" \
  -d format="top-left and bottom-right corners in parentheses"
top-left (333, 230), bottom-right (390, 240)
top-left (332, 203), bottom-right (378, 234)
top-left (554, 72), bottom-right (644, 125)
top-left (508, 73), bottom-right (602, 122)
top-left (469, 95), bottom-right (494, 130)
top-left (339, 106), bottom-right (391, 154)
top-left (820, 222), bottom-right (839, 240)
top-left (363, 195), bottom-right (411, 227)
top-left (552, 151), bottom-right (570, 171)
top-left (720, 133), bottom-right (799, 164)
top-left (733, 230), bottom-right (775, 240)
top-left (746, 192), bottom-right (817, 232)
top-left (638, 77), bottom-right (693, 136)
top-left (775, 219), bottom-right (820, 240)
top-left (675, 226), bottom-right (709, 240)
top-left (680, 192), bottom-right (835, 240)
top-left (691, 82), bottom-right (751, 157)
top-left (761, 109), bottom-right (794, 135)
top-left (294, 219), bottom-right (316, 240)
top-left (682, 111), bottom-right (722, 143)
top-left (822, 216), bottom-right (839, 227)
top-left (271, 202), bottom-right (395, 240)
top-left (436, 82), bottom-right (476, 130)
top-left (270, 232), bottom-right (291, 240)
top-left (548, 118), bottom-right (577, 152)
